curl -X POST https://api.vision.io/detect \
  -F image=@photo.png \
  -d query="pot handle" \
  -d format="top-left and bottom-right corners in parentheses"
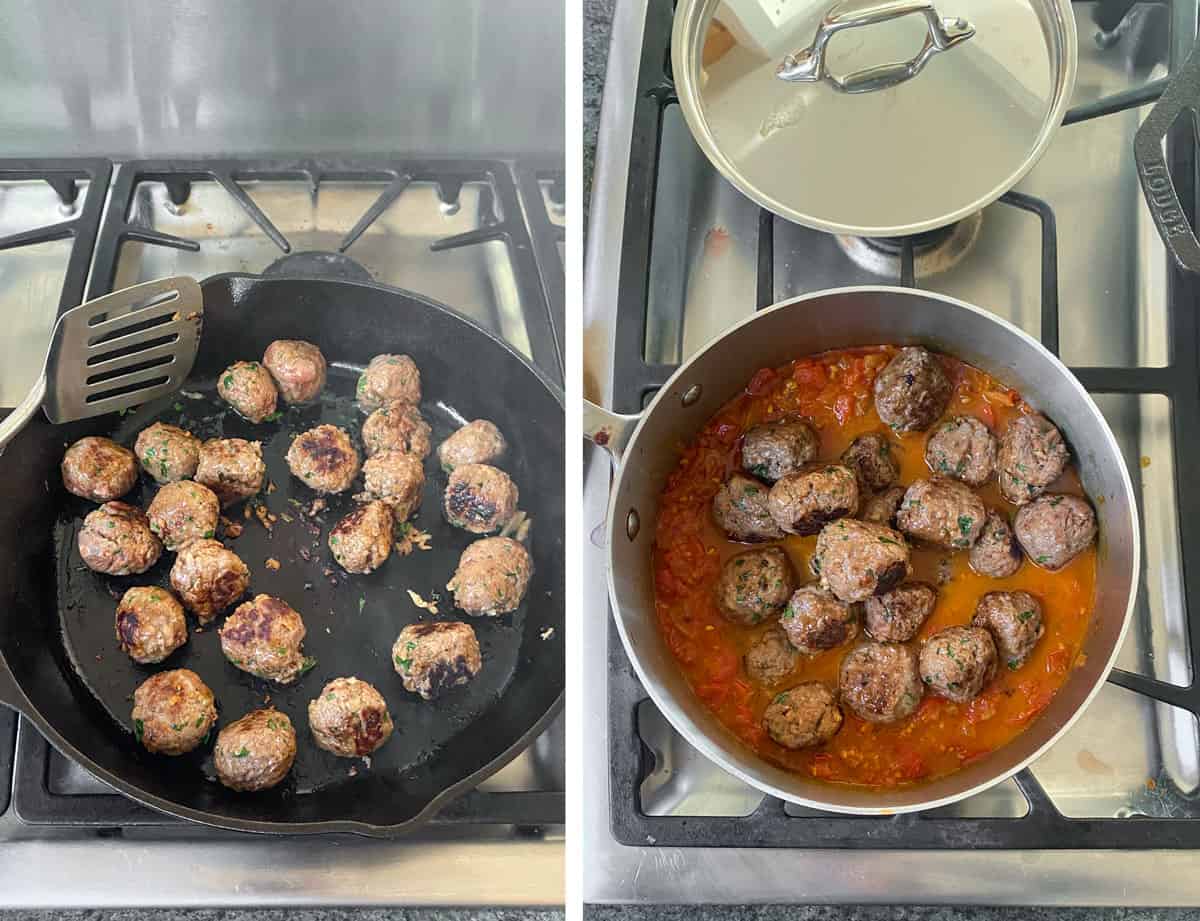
top-left (0, 373), bottom-right (46, 457)
top-left (1134, 40), bottom-right (1200, 274)
top-left (777, 0), bottom-right (975, 94)
top-left (584, 400), bottom-right (641, 466)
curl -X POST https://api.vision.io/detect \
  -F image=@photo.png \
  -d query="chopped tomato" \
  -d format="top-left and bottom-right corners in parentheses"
top-left (745, 367), bottom-right (778, 396)
top-left (792, 361), bottom-right (828, 389)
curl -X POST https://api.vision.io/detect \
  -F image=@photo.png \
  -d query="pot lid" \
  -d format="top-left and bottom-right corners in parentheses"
top-left (672, 0), bottom-right (1077, 236)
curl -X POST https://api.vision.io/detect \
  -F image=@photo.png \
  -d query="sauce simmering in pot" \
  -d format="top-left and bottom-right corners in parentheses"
top-left (652, 346), bottom-right (1097, 788)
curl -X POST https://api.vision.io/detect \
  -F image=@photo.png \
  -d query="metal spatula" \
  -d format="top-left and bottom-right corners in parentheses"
top-left (0, 276), bottom-right (204, 454)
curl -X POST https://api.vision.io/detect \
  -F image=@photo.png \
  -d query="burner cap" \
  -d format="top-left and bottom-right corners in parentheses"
top-left (263, 251), bottom-right (373, 283)
top-left (836, 212), bottom-right (983, 279)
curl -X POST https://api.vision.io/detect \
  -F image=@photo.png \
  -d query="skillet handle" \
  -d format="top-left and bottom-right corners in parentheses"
top-left (0, 373), bottom-right (46, 457)
top-left (584, 400), bottom-right (641, 465)
top-left (0, 651), bottom-right (32, 718)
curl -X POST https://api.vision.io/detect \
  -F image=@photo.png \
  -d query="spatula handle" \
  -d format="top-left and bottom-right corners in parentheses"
top-left (0, 373), bottom-right (46, 457)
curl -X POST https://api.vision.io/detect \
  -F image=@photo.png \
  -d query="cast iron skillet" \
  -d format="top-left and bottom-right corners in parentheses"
top-left (0, 273), bottom-right (565, 836)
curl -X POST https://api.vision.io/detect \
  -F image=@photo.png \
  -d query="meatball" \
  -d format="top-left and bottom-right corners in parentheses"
top-left (195, 438), bottom-right (265, 507)
top-left (286, 425), bottom-right (361, 495)
top-left (362, 403), bottom-right (432, 459)
top-left (444, 463), bottom-right (518, 534)
top-left (919, 625), bottom-right (997, 703)
top-left (169, 538), bottom-right (250, 624)
top-left (763, 682), bottom-right (843, 750)
top-left (864, 581), bottom-right (937, 643)
top-left (973, 590), bottom-right (1045, 671)
top-left (447, 536), bottom-right (533, 616)
top-left (362, 450), bottom-right (425, 523)
top-left (745, 626), bottom-right (801, 686)
top-left (217, 360), bottom-right (278, 423)
top-left (997, 413), bottom-right (1070, 505)
top-left (262, 339), bottom-right (326, 404)
top-left (134, 423), bottom-right (201, 484)
top-left (219, 595), bottom-right (309, 684)
top-left (393, 621), bottom-right (483, 700)
top-left (1014, 494), bottom-right (1097, 571)
top-left (357, 353), bottom-right (421, 410)
top-left (115, 586), bottom-right (188, 664)
top-left (861, 485), bottom-right (907, 527)
top-left (213, 708), bottom-right (297, 792)
top-left (840, 432), bottom-right (899, 492)
top-left (767, 464), bottom-right (859, 536)
top-left (146, 480), bottom-right (220, 551)
top-left (873, 347), bottom-right (952, 432)
top-left (714, 547), bottom-right (796, 626)
top-left (969, 510), bottom-right (1023, 578)
top-left (925, 416), bottom-right (997, 486)
top-left (308, 677), bottom-right (394, 757)
top-left (741, 419), bottom-right (819, 483)
top-left (895, 476), bottom-right (986, 550)
top-left (131, 669), bottom-right (217, 756)
top-left (78, 502), bottom-right (162, 576)
top-left (61, 436), bottom-right (138, 502)
top-left (780, 585), bottom-right (858, 653)
top-left (329, 500), bottom-right (394, 574)
top-left (438, 419), bottom-right (507, 472)
top-left (813, 518), bottom-right (911, 603)
top-left (712, 474), bottom-right (783, 543)
top-left (839, 641), bottom-right (923, 723)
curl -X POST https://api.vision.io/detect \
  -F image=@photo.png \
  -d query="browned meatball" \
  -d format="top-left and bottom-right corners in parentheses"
top-left (712, 474), bottom-right (783, 543)
top-left (62, 436), bottom-right (138, 502)
top-left (763, 682), bottom-right (843, 750)
top-left (393, 621), bottom-right (482, 700)
top-left (357, 353), bottom-right (421, 410)
top-left (115, 586), bottom-right (188, 664)
top-left (363, 450), bottom-right (425, 523)
top-left (308, 677), bottom-right (394, 757)
top-left (262, 339), bottom-right (326, 404)
top-left (217, 360), bottom-right (278, 423)
top-left (169, 538), bottom-right (250, 624)
top-left (741, 419), bottom-right (819, 483)
top-left (447, 536), bottom-right (533, 616)
top-left (286, 425), bottom-right (361, 495)
top-left (925, 416), bottom-right (996, 486)
top-left (813, 518), bottom-right (910, 603)
top-left (974, 590), bottom-right (1045, 671)
top-left (195, 438), bottom-right (265, 507)
top-left (444, 463), bottom-right (518, 534)
top-left (714, 547), bottom-right (796, 626)
top-left (745, 626), bottom-right (800, 686)
top-left (134, 423), bottom-right (201, 484)
top-left (438, 419), bottom-right (507, 473)
top-left (864, 581), bottom-right (937, 643)
top-left (860, 485), bottom-right (907, 527)
top-left (329, 500), bottom-right (394, 574)
top-left (213, 708), bottom-right (297, 792)
top-left (895, 476), bottom-right (986, 550)
top-left (919, 625), bottom-right (997, 703)
top-left (219, 595), bottom-right (309, 684)
top-left (131, 669), bottom-right (217, 755)
top-left (969, 510), bottom-right (1023, 578)
top-left (362, 403), bottom-right (432, 459)
top-left (873, 347), bottom-right (952, 432)
top-left (780, 586), bottom-right (858, 654)
top-left (839, 641), bottom-right (923, 723)
top-left (840, 432), bottom-right (899, 492)
top-left (997, 413), bottom-right (1070, 505)
top-left (78, 502), bottom-right (163, 575)
top-left (1014, 494), bottom-right (1097, 571)
top-left (767, 464), bottom-right (859, 536)
top-left (147, 480), bottom-right (220, 551)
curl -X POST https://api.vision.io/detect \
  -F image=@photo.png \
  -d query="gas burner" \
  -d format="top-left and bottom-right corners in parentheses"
top-left (263, 250), bottom-right (374, 282)
top-left (835, 212), bottom-right (983, 279)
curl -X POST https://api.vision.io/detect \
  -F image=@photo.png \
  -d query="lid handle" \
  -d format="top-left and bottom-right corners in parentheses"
top-left (777, 0), bottom-right (975, 94)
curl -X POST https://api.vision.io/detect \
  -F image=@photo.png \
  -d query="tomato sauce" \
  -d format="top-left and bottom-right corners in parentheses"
top-left (652, 347), bottom-right (1097, 788)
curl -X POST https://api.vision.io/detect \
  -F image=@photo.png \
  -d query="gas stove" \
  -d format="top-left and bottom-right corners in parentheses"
top-left (584, 0), bottom-right (1200, 904)
top-left (0, 155), bottom-right (564, 906)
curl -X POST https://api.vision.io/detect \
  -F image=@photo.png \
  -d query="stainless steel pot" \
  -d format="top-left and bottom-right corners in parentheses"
top-left (586, 286), bottom-right (1139, 814)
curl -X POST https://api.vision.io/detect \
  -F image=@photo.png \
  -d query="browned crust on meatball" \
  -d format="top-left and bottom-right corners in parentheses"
top-left (873, 347), bottom-right (952, 432)
top-left (767, 464), bottom-right (859, 536)
top-left (712, 474), bottom-right (783, 543)
top-left (919, 625), bottom-right (998, 703)
top-left (195, 438), bottom-right (265, 507)
top-left (863, 581), bottom-right (937, 643)
top-left (78, 501), bottom-right (163, 575)
top-left (213, 708), bottom-right (297, 792)
top-left (973, 590), bottom-right (1045, 670)
top-left (393, 621), bottom-right (482, 700)
top-left (714, 547), bottom-right (796, 626)
top-left (62, 436), bottom-right (138, 502)
top-left (925, 416), bottom-right (997, 486)
top-left (437, 419), bottom-right (508, 472)
top-left (329, 500), bottom-right (394, 574)
top-left (1013, 494), bottom-right (1097, 571)
top-left (997, 412), bottom-right (1070, 505)
top-left (741, 419), bottom-right (819, 483)
top-left (115, 586), bottom-right (188, 664)
top-left (362, 403), bottom-right (432, 459)
top-left (131, 668), bottom-right (217, 755)
top-left (763, 682), bottom-right (843, 750)
top-left (147, 480), bottom-right (220, 551)
top-left (169, 538), bottom-right (250, 624)
top-left (286, 425), bottom-right (361, 495)
top-left (307, 677), bottom-right (394, 757)
top-left (447, 536), bottom-right (533, 616)
top-left (134, 423), bottom-right (201, 484)
top-left (443, 463), bottom-right (518, 534)
top-left (838, 641), bottom-right (924, 723)
top-left (217, 360), bottom-right (278, 423)
top-left (969, 510), bottom-right (1023, 578)
top-left (780, 585), bottom-right (859, 654)
top-left (219, 594), bottom-right (308, 684)
top-left (840, 432), bottom-right (900, 492)
top-left (895, 476), bottom-right (986, 550)
top-left (362, 450), bottom-right (425, 523)
top-left (813, 518), bottom-right (911, 603)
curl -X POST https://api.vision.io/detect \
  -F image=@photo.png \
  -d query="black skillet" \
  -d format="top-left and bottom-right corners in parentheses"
top-left (0, 273), bottom-right (564, 836)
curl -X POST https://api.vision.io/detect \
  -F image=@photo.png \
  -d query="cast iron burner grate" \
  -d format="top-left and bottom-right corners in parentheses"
top-left (607, 0), bottom-right (1200, 848)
